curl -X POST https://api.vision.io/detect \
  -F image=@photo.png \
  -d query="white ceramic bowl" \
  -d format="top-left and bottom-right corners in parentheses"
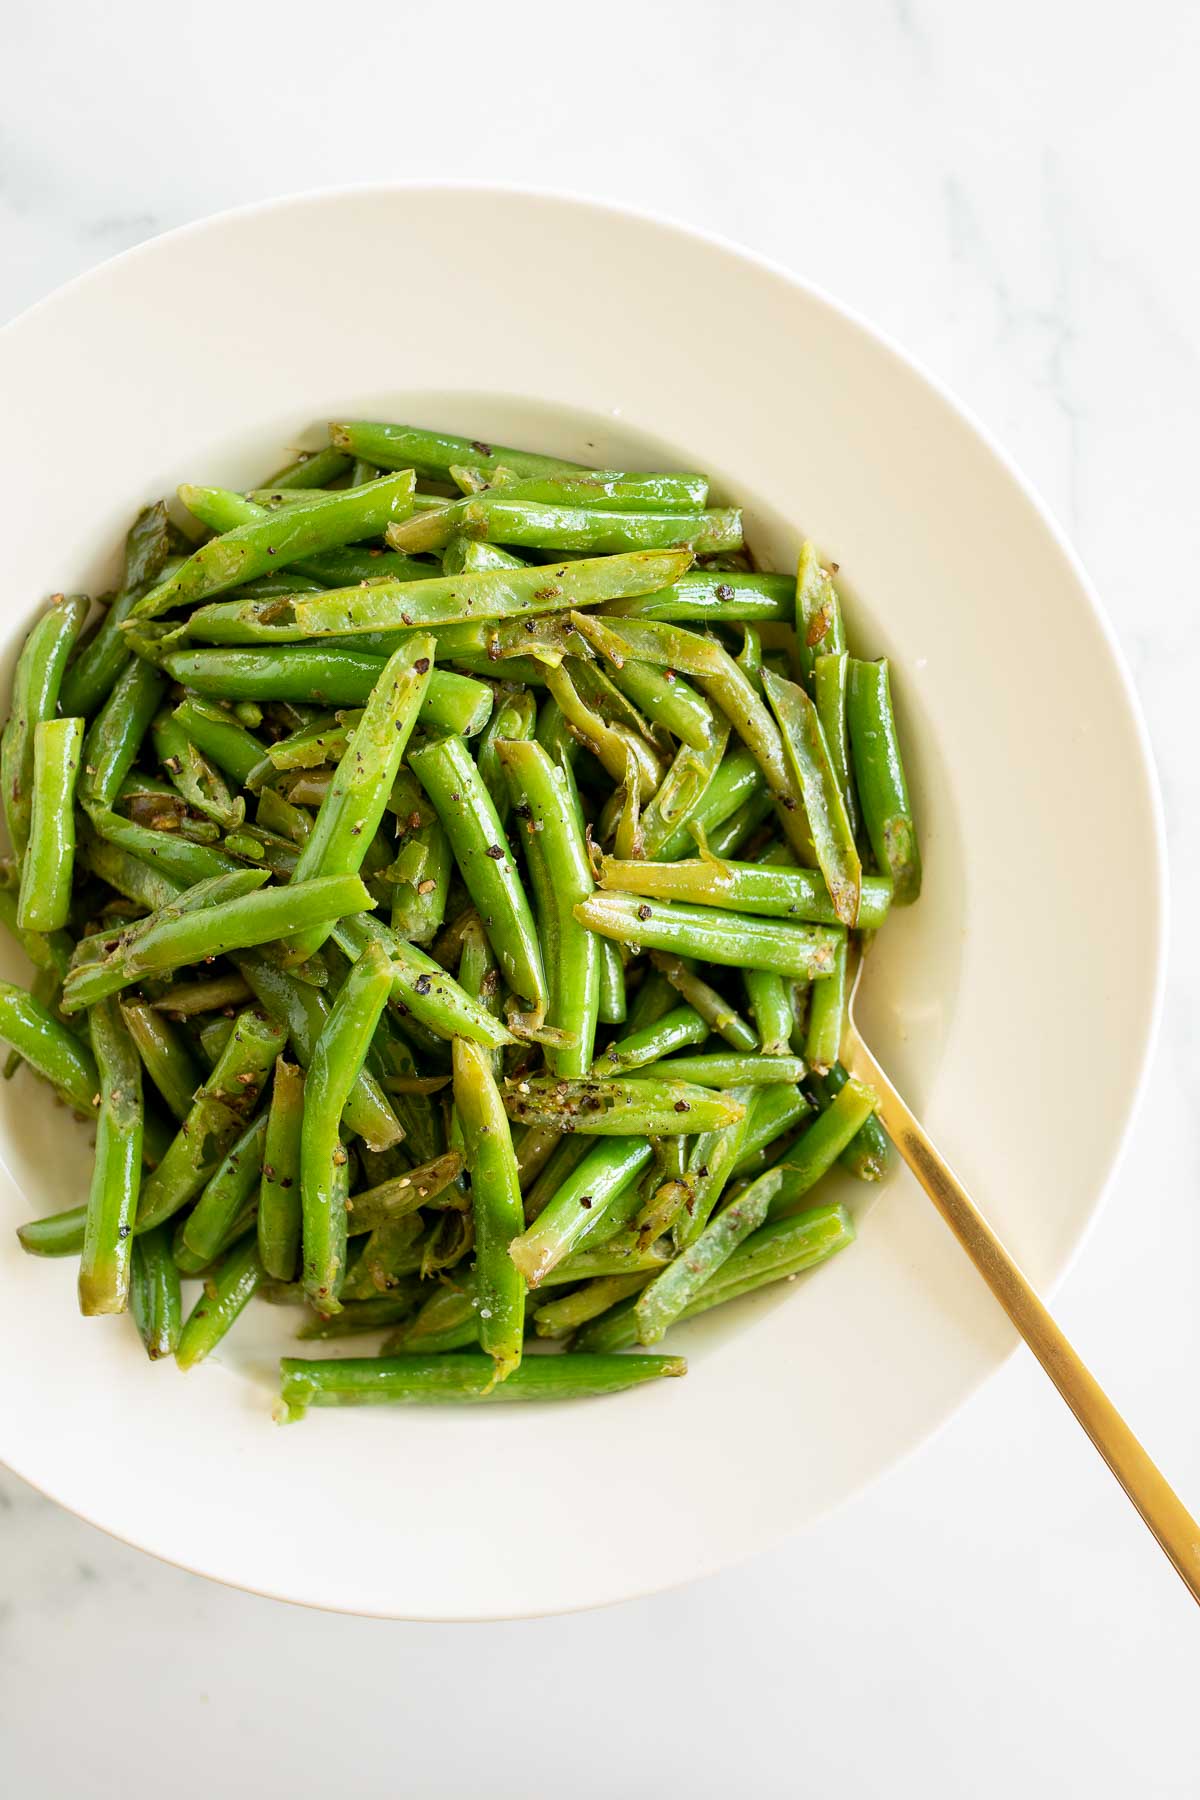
top-left (0, 187), bottom-right (1164, 1619)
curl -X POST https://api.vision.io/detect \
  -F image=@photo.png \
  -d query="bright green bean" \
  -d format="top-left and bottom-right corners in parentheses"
top-left (279, 1349), bottom-right (684, 1416)
top-left (593, 1005), bottom-right (708, 1072)
top-left (635, 1166), bottom-right (781, 1343)
top-left (846, 657), bottom-right (922, 904)
top-left (60, 504), bottom-right (171, 718)
top-left (78, 997), bottom-right (143, 1314)
top-left (119, 997), bottom-right (202, 1120)
top-left (598, 853), bottom-right (892, 928)
top-left (452, 1034), bottom-right (525, 1381)
top-left (503, 1074), bottom-right (745, 1137)
top-left (257, 1058), bottom-right (305, 1280)
top-left (1, 594), bottom-right (89, 861)
top-left (129, 1223), bottom-right (182, 1358)
top-left (577, 892), bottom-right (842, 980)
top-left (762, 668), bottom-right (860, 926)
top-left (508, 1136), bottom-right (652, 1286)
top-left (175, 1235), bottom-right (264, 1369)
top-left (18, 718), bottom-right (82, 932)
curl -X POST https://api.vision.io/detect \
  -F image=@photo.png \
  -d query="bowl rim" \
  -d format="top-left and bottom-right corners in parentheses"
top-left (0, 180), bottom-right (1169, 1615)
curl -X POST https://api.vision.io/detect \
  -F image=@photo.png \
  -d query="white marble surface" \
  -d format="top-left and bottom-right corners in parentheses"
top-left (2, 2), bottom-right (1198, 1791)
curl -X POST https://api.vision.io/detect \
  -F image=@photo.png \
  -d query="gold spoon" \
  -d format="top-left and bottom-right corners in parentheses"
top-left (842, 955), bottom-right (1200, 1604)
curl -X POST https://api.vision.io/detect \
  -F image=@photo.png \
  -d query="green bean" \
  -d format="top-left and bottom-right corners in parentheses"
top-left (300, 941), bottom-right (393, 1310)
top-left (813, 652), bottom-right (858, 836)
top-left (635, 1166), bottom-right (781, 1343)
top-left (60, 505), bottom-right (172, 718)
top-left (293, 550), bottom-right (689, 638)
top-left (64, 870), bottom-right (267, 1013)
top-left (153, 972), bottom-right (254, 1017)
top-left (17, 1204), bottom-right (88, 1257)
top-left (163, 646), bottom-right (488, 735)
top-left (329, 420), bottom-right (589, 481)
top-left (578, 892), bottom-right (842, 980)
top-left (622, 969), bottom-right (677, 1036)
top-left (407, 472), bottom-right (707, 549)
top-left (649, 1053), bottom-right (805, 1087)
top-left (810, 1063), bottom-right (892, 1181)
top-left (2, 594), bottom-right (89, 860)
top-left (333, 912), bottom-right (509, 1050)
top-left (795, 542), bottom-right (845, 685)
top-left (170, 698), bottom-right (264, 786)
top-left (175, 1235), bottom-right (264, 1370)
top-left (604, 658), bottom-right (714, 750)
top-left (256, 1059), bottom-right (305, 1280)
top-left (443, 535), bottom-right (526, 573)
top-left (600, 571), bottom-right (795, 622)
top-left (476, 687), bottom-right (537, 823)
top-left (386, 820), bottom-right (450, 942)
top-left (452, 1034), bottom-right (525, 1381)
top-left (730, 1084), bottom-right (813, 1178)
top-left (543, 1234), bottom-right (672, 1285)
top-left (180, 1110), bottom-right (267, 1265)
top-left (344, 1150), bottom-right (464, 1236)
top-left (596, 940), bottom-right (626, 1025)
top-left (149, 712), bottom-right (242, 832)
top-left (522, 1132), bottom-right (592, 1224)
top-left (117, 873), bottom-right (372, 984)
top-left (298, 1285), bottom-right (424, 1338)
top-left (134, 471), bottom-right (417, 618)
top-left (648, 952), bottom-right (759, 1051)
top-left (279, 1349), bottom-right (684, 1417)
top-left (673, 1084), bottom-right (756, 1246)
top-left (532, 1271), bottom-right (653, 1339)
top-left (258, 445), bottom-right (352, 490)
top-left (340, 1213), bottom-right (425, 1299)
top-left (129, 1223), bottom-right (182, 1358)
top-left (503, 1073), bottom-right (745, 1137)
top-left (696, 789), bottom-right (775, 858)
top-left (411, 734), bottom-right (545, 1009)
top-left (392, 498), bottom-right (737, 559)
top-left (197, 1015), bottom-right (237, 1065)
top-left (846, 658), bottom-right (922, 904)
top-left (136, 1006), bottom-right (285, 1232)
top-left (803, 933), bottom-right (846, 1074)
top-left (508, 1137), bottom-right (653, 1286)
top-left (765, 1076), bottom-right (879, 1216)
top-left (499, 738), bottom-right (598, 1074)
top-left (76, 656), bottom-right (165, 812)
top-left (762, 669), bottom-right (860, 926)
top-left (385, 1273), bottom-right (478, 1352)
top-left (0, 981), bottom-right (99, 1113)
top-left (255, 787), bottom-right (310, 843)
top-left (282, 638), bottom-right (434, 963)
top-left (17, 718), bottom-right (82, 932)
top-left (83, 805), bottom-right (239, 888)
top-left (78, 997), bottom-right (143, 1314)
top-left (235, 953), bottom-right (402, 1151)
top-left (574, 1202), bottom-right (854, 1350)
top-left (119, 998), bottom-right (202, 1119)
top-left (653, 744), bottom-right (764, 860)
top-left (180, 483), bottom-right (435, 588)
top-left (598, 853), bottom-right (892, 928)
top-left (594, 1005), bottom-right (708, 1072)
top-left (744, 969), bottom-right (793, 1057)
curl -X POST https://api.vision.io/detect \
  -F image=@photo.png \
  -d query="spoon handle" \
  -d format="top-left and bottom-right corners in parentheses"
top-left (844, 1028), bottom-right (1200, 1605)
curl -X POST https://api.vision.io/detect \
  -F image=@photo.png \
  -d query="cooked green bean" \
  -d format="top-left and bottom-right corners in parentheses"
top-left (744, 969), bottom-right (794, 1057)
top-left (280, 1350), bottom-right (684, 1417)
top-left (648, 1053), bottom-right (805, 1087)
top-left (499, 737), bottom-right (598, 1074)
top-left (1, 593), bottom-right (89, 861)
top-left (256, 1058), bottom-right (305, 1280)
top-left (795, 542), bottom-right (845, 684)
top-left (648, 952), bottom-right (759, 1051)
top-left (176, 1235), bottom-right (264, 1370)
top-left (452, 1035), bottom-right (525, 1381)
top-left (76, 997), bottom-right (143, 1315)
top-left (673, 1084), bottom-right (757, 1247)
top-left (503, 1073), bottom-right (745, 1137)
top-left (508, 1137), bottom-right (653, 1286)
top-left (18, 717), bottom-right (83, 932)
top-left (170, 697), bottom-right (263, 786)
top-left (135, 471), bottom-right (417, 618)
top-left (577, 892), bottom-right (842, 979)
top-left (765, 1077), bottom-right (879, 1216)
top-left (810, 1062), bottom-right (892, 1181)
top-left (476, 686), bottom-right (537, 824)
top-left (653, 743), bottom-right (764, 860)
top-left (136, 1006), bottom-right (285, 1232)
top-left (635, 1166), bottom-right (781, 1343)
top-left (598, 853), bottom-right (892, 928)
top-left (162, 647), bottom-right (491, 735)
top-left (390, 472), bottom-right (710, 554)
top-left (762, 668), bottom-right (860, 926)
top-left (300, 942), bottom-right (393, 1311)
top-left (804, 933), bottom-right (847, 1074)
top-left (182, 1111), bottom-right (269, 1266)
top-left (152, 973), bottom-right (253, 1017)
top-left (151, 709), bottom-right (244, 829)
top-left (600, 571), bottom-right (795, 622)
top-left (259, 445), bottom-right (353, 490)
top-left (593, 1005), bottom-right (708, 1072)
top-left (119, 997), bottom-right (202, 1120)
top-left (60, 505), bottom-right (171, 718)
top-left (532, 1271), bottom-right (653, 1338)
top-left (388, 495), bottom-right (736, 558)
top-left (596, 939), bottom-right (627, 1025)
top-left (84, 804), bottom-right (239, 886)
top-left (119, 873), bottom-right (373, 984)
top-left (813, 652), bottom-right (858, 836)
top-left (129, 1223), bottom-right (182, 1358)
top-left (283, 638), bottom-right (434, 963)
top-left (332, 912), bottom-right (511, 1050)
top-left (344, 1150), bottom-right (464, 1237)
top-left (847, 657), bottom-right (922, 904)
top-left (80, 656), bottom-right (167, 811)
top-left (0, 981), bottom-right (99, 1113)
top-left (411, 734), bottom-right (545, 1009)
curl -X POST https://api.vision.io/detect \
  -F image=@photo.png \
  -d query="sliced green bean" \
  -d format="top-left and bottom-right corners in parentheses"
top-left (795, 541), bottom-right (845, 685)
top-left (329, 420), bottom-right (588, 481)
top-left (508, 1136), bottom-right (652, 1286)
top-left (79, 656), bottom-right (166, 811)
top-left (648, 952), bottom-right (758, 1051)
top-left (151, 710), bottom-right (244, 829)
top-left (175, 1235), bottom-right (264, 1370)
top-left (152, 972), bottom-right (253, 1017)
top-left (135, 471), bottom-right (417, 617)
top-left (600, 571), bottom-right (795, 622)
top-left (129, 1223), bottom-right (182, 1358)
top-left (119, 998), bottom-right (202, 1120)
top-left (649, 1053), bottom-right (805, 1087)
top-left (60, 504), bottom-right (171, 718)
top-left (503, 1073), bottom-right (745, 1137)
top-left (577, 892), bottom-right (842, 979)
top-left (809, 1063), bottom-right (892, 1181)
top-left (598, 853), bottom-right (892, 927)
top-left (170, 697), bottom-right (263, 786)
top-left (765, 1077), bottom-right (879, 1216)
top-left (17, 1204), bottom-right (88, 1257)
top-left (744, 969), bottom-right (794, 1056)
top-left (762, 668), bottom-right (860, 926)
top-left (813, 652), bottom-right (858, 836)
top-left (257, 1058), bottom-right (305, 1280)
top-left (476, 687), bottom-right (538, 824)
top-left (1, 594), bottom-right (89, 860)
top-left (18, 718), bottom-right (82, 932)
top-left (83, 805), bottom-right (238, 887)
top-left (452, 1034), bottom-right (525, 1381)
top-left (532, 1271), bottom-right (653, 1338)
top-left (846, 657), bottom-right (922, 904)
top-left (673, 1084), bottom-right (756, 1246)
top-left (78, 997), bottom-right (143, 1314)
top-left (411, 734), bottom-right (544, 1009)
top-left (594, 1005), bottom-right (708, 1072)
top-left (653, 744), bottom-right (764, 860)
top-left (136, 1006), bottom-right (285, 1232)
top-left (635, 1166), bottom-right (781, 1343)
top-left (279, 1349), bottom-right (684, 1416)
top-left (596, 939), bottom-right (626, 1025)
top-left (120, 873), bottom-right (373, 983)
top-left (344, 1150), bottom-right (464, 1236)
top-left (804, 934), bottom-right (847, 1073)
top-left (182, 1110), bottom-right (268, 1265)
top-left (258, 445), bottom-right (352, 490)
top-left (332, 912), bottom-right (510, 1050)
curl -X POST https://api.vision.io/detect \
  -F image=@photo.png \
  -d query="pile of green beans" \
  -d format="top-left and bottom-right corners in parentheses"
top-left (3, 418), bottom-right (921, 1416)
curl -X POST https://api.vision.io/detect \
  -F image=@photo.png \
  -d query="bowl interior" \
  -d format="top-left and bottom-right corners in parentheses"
top-left (0, 189), bottom-right (1163, 1619)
